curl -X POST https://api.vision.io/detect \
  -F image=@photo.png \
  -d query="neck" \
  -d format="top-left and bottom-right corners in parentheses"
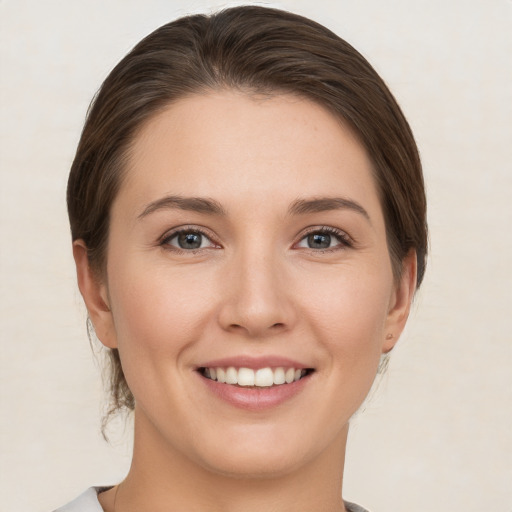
top-left (107, 410), bottom-right (349, 512)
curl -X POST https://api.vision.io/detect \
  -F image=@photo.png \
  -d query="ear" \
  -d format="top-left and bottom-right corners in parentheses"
top-left (73, 240), bottom-right (117, 349)
top-left (382, 249), bottom-right (417, 353)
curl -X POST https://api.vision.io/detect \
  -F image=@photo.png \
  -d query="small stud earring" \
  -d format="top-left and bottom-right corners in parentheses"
top-left (385, 333), bottom-right (393, 340)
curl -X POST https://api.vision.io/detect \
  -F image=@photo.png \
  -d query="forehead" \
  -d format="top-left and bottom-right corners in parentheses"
top-left (119, 90), bottom-right (381, 218)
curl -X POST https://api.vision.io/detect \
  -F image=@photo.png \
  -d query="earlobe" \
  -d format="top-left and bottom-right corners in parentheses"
top-left (382, 250), bottom-right (417, 353)
top-left (72, 240), bottom-right (117, 349)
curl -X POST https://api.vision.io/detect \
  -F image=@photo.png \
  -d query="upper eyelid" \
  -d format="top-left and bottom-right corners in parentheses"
top-left (160, 225), bottom-right (216, 241)
top-left (297, 225), bottom-right (352, 240)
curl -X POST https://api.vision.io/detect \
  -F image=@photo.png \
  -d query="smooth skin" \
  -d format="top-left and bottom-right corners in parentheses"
top-left (74, 90), bottom-right (416, 512)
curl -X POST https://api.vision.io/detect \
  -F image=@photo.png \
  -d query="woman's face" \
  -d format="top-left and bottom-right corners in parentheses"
top-left (78, 91), bottom-right (414, 478)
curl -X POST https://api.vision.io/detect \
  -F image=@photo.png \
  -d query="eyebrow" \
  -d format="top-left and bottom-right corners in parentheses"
top-left (288, 197), bottom-right (371, 223)
top-left (138, 194), bottom-right (370, 223)
top-left (138, 195), bottom-right (226, 219)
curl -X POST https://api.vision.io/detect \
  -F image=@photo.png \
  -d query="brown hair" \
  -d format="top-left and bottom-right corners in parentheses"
top-left (68, 6), bottom-right (427, 423)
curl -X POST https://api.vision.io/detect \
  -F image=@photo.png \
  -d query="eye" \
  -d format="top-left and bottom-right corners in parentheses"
top-left (162, 228), bottom-right (217, 251)
top-left (296, 227), bottom-right (351, 251)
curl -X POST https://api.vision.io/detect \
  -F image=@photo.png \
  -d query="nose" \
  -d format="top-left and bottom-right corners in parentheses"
top-left (217, 248), bottom-right (296, 338)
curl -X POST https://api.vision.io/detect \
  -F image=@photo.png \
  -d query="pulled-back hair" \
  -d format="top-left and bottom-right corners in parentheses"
top-left (68, 6), bottom-right (427, 424)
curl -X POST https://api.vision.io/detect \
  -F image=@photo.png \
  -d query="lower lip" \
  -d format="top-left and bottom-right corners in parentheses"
top-left (198, 373), bottom-right (312, 411)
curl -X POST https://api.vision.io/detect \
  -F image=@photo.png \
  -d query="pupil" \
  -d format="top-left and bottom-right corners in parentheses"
top-left (308, 233), bottom-right (330, 249)
top-left (178, 232), bottom-right (202, 249)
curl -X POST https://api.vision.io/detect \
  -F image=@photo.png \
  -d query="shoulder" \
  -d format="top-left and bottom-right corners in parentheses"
top-left (53, 487), bottom-right (111, 512)
top-left (345, 501), bottom-right (371, 512)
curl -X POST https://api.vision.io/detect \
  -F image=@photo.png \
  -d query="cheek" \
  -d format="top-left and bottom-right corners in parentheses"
top-left (112, 279), bottom-right (163, 352)
top-left (314, 283), bottom-right (390, 416)
top-left (105, 260), bottom-right (219, 415)
top-left (300, 265), bottom-right (392, 364)
top-left (109, 261), bottom-right (216, 353)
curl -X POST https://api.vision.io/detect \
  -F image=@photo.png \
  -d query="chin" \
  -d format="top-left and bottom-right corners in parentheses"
top-left (191, 422), bottom-right (340, 480)
top-left (199, 447), bottom-right (306, 480)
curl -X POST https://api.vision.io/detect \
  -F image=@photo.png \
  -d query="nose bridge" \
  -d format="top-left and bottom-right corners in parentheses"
top-left (218, 236), bottom-right (294, 337)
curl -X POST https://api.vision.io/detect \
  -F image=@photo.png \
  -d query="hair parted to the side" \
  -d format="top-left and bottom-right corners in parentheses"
top-left (67, 6), bottom-right (427, 426)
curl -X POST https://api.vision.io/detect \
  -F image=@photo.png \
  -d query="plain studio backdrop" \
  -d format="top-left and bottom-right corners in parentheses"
top-left (0, 1), bottom-right (511, 511)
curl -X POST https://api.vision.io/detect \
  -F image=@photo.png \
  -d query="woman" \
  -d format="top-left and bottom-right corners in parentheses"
top-left (58, 6), bottom-right (427, 512)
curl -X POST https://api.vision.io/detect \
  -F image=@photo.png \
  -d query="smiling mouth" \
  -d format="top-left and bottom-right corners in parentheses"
top-left (198, 366), bottom-right (315, 387)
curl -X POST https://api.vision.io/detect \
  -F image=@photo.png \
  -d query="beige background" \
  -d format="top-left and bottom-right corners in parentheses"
top-left (1, 1), bottom-right (511, 511)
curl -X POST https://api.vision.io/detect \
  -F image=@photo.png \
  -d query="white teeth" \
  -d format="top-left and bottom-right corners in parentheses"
top-left (273, 367), bottom-right (285, 385)
top-left (216, 368), bottom-right (226, 383)
top-left (238, 367), bottom-right (255, 387)
top-left (226, 366), bottom-right (238, 384)
top-left (202, 366), bottom-right (310, 387)
top-left (285, 368), bottom-right (295, 384)
top-left (255, 368), bottom-right (274, 387)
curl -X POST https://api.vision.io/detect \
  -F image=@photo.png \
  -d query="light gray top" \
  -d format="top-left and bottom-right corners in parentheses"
top-left (53, 487), bottom-right (105, 512)
top-left (54, 487), bottom-right (370, 512)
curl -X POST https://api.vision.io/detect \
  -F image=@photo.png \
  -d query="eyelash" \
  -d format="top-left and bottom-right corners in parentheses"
top-left (159, 226), bottom-right (219, 254)
top-left (159, 225), bottom-right (353, 254)
top-left (296, 226), bottom-right (353, 252)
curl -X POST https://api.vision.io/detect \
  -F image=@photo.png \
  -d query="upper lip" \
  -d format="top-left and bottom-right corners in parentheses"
top-left (196, 355), bottom-right (313, 370)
